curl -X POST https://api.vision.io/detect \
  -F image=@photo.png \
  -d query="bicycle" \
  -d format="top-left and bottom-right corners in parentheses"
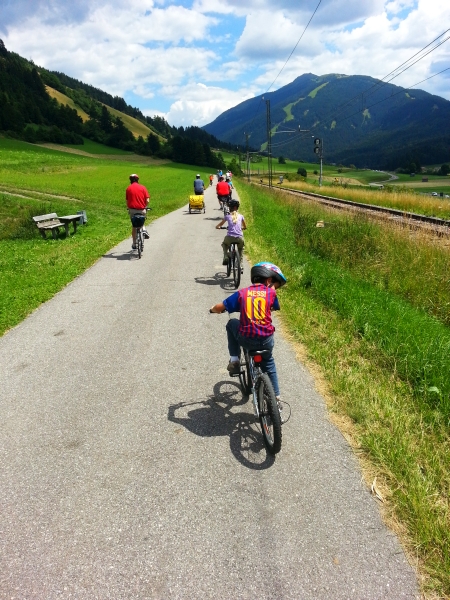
top-left (217, 194), bottom-right (230, 214)
top-left (226, 240), bottom-right (241, 289)
top-left (236, 348), bottom-right (282, 454)
top-left (130, 208), bottom-right (151, 259)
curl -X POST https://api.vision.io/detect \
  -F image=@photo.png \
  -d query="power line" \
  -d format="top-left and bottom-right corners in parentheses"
top-left (266, 0), bottom-right (322, 94)
top-left (314, 29), bottom-right (450, 128)
top-left (241, 0), bottom-right (322, 145)
top-left (264, 66), bottom-right (450, 154)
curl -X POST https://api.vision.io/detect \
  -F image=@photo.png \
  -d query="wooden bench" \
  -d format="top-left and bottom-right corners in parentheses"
top-left (32, 213), bottom-right (81, 239)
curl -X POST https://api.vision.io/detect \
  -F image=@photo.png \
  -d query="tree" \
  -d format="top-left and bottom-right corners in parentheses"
top-left (147, 133), bottom-right (160, 155)
top-left (100, 105), bottom-right (113, 133)
top-left (278, 156), bottom-right (286, 164)
top-left (297, 167), bottom-right (307, 177)
top-left (227, 157), bottom-right (243, 176)
top-left (438, 164), bottom-right (450, 176)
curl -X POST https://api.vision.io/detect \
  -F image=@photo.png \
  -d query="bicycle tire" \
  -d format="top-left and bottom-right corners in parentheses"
top-left (137, 229), bottom-right (143, 259)
top-left (257, 373), bottom-right (282, 454)
top-left (226, 250), bottom-right (232, 276)
top-left (232, 246), bottom-right (241, 288)
top-left (239, 354), bottom-right (252, 396)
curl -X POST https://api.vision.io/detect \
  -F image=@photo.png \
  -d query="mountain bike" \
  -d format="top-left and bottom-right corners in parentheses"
top-left (217, 194), bottom-right (230, 215)
top-left (226, 240), bottom-right (241, 288)
top-left (238, 348), bottom-right (282, 454)
top-left (130, 208), bottom-right (151, 259)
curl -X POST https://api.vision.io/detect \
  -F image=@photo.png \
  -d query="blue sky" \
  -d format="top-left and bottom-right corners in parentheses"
top-left (0, 0), bottom-right (448, 127)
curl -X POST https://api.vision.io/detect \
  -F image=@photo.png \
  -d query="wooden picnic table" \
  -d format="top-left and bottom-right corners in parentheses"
top-left (58, 214), bottom-right (81, 234)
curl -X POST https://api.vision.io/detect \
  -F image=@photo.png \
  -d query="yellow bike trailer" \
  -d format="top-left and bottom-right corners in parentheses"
top-left (189, 194), bottom-right (205, 214)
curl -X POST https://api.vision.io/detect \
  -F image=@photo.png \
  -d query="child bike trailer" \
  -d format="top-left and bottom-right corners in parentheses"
top-left (189, 195), bottom-right (205, 214)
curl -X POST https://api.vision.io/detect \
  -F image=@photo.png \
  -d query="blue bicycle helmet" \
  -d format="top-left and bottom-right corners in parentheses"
top-left (251, 262), bottom-right (287, 287)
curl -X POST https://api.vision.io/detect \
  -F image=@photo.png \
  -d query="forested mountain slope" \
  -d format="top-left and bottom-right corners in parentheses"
top-left (203, 73), bottom-right (450, 169)
top-left (0, 39), bottom-right (233, 169)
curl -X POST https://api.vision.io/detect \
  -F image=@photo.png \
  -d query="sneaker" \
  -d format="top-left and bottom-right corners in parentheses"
top-left (131, 244), bottom-right (137, 250)
top-left (143, 230), bottom-right (150, 239)
top-left (222, 258), bottom-right (228, 265)
top-left (226, 360), bottom-right (240, 375)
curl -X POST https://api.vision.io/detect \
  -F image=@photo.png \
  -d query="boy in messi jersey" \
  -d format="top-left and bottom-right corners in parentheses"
top-left (209, 262), bottom-right (287, 404)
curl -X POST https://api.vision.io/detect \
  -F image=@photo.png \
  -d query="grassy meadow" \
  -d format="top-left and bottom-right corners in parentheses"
top-left (276, 179), bottom-right (450, 219)
top-left (2, 138), bottom-right (449, 596)
top-left (238, 182), bottom-right (450, 598)
top-left (0, 138), bottom-right (200, 334)
top-left (45, 86), bottom-right (90, 121)
top-left (60, 137), bottom-right (135, 155)
top-left (226, 150), bottom-right (450, 200)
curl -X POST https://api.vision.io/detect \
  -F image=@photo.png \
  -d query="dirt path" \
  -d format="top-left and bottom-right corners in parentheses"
top-left (36, 143), bottom-right (171, 164)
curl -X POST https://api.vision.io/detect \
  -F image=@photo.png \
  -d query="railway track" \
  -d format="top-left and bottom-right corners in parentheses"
top-left (260, 183), bottom-right (450, 236)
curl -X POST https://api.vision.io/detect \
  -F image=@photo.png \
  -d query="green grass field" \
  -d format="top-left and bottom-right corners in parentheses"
top-left (228, 150), bottom-right (450, 195)
top-left (0, 138), bottom-right (197, 334)
top-left (63, 137), bottom-right (134, 155)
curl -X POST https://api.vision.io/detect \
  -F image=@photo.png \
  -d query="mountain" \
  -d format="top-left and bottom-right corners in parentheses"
top-left (203, 73), bottom-right (450, 169)
top-left (0, 39), bottom-right (231, 169)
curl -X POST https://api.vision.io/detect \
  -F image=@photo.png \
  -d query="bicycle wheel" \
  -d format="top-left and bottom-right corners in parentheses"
top-left (257, 373), bottom-right (282, 454)
top-left (137, 229), bottom-right (143, 259)
top-left (232, 246), bottom-right (241, 288)
top-left (226, 249), bottom-right (232, 276)
top-left (239, 354), bottom-right (252, 396)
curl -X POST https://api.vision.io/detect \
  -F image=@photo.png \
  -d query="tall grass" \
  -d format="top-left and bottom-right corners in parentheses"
top-left (290, 201), bottom-right (450, 326)
top-left (282, 179), bottom-right (450, 218)
top-left (243, 186), bottom-right (450, 420)
top-left (239, 181), bottom-right (450, 597)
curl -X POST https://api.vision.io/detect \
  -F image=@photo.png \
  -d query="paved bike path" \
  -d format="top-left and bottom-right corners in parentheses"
top-left (0, 184), bottom-right (418, 599)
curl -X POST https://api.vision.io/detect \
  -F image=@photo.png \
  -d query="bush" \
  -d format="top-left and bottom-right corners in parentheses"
top-left (297, 167), bottom-right (307, 177)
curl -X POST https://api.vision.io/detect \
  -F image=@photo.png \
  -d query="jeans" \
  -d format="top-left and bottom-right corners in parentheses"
top-left (222, 235), bottom-right (244, 262)
top-left (226, 319), bottom-right (280, 396)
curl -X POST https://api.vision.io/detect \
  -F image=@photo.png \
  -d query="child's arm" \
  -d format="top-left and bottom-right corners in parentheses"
top-left (209, 302), bottom-right (226, 313)
top-left (216, 219), bottom-right (226, 229)
top-left (241, 217), bottom-right (247, 230)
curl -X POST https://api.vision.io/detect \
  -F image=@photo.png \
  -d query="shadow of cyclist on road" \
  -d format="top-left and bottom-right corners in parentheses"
top-left (194, 272), bottom-right (235, 291)
top-left (167, 380), bottom-right (275, 470)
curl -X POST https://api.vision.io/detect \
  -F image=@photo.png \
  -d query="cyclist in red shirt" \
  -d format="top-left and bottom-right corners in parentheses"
top-left (216, 176), bottom-right (231, 209)
top-left (126, 174), bottom-right (150, 250)
top-left (209, 262), bottom-right (287, 412)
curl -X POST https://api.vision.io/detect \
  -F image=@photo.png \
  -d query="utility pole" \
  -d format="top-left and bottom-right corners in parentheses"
top-left (265, 98), bottom-right (272, 187)
top-left (313, 137), bottom-right (323, 187)
top-left (244, 132), bottom-right (250, 182)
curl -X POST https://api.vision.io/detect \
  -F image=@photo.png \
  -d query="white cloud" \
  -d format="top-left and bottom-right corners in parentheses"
top-left (163, 83), bottom-right (255, 126)
top-left (1, 0), bottom-right (449, 129)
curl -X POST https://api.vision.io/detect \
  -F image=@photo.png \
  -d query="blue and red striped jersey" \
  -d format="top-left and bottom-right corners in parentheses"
top-left (223, 284), bottom-right (280, 338)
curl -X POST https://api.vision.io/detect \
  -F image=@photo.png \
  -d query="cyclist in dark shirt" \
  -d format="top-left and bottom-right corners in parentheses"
top-left (193, 174), bottom-right (205, 195)
top-left (209, 262), bottom-right (287, 412)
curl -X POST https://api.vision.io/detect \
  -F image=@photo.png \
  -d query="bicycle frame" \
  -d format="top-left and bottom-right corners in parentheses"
top-left (247, 352), bottom-right (261, 418)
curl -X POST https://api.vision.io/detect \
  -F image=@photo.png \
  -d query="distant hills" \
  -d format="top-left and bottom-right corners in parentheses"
top-left (0, 40), bottom-right (234, 170)
top-left (203, 73), bottom-right (450, 169)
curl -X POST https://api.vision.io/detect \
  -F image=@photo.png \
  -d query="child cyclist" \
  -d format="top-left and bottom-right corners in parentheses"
top-left (209, 262), bottom-right (287, 416)
top-left (216, 199), bottom-right (246, 269)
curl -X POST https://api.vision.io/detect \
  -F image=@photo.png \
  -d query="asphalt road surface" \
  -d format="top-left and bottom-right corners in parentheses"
top-left (0, 184), bottom-right (418, 599)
